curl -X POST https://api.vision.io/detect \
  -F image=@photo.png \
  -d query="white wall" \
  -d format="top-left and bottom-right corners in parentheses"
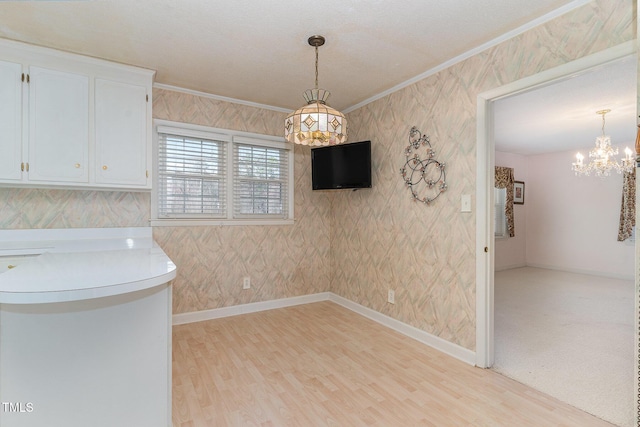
top-left (495, 151), bottom-right (528, 270)
top-left (525, 144), bottom-right (634, 279)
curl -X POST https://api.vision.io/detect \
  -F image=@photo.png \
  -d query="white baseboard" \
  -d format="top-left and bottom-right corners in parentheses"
top-left (173, 292), bottom-right (476, 366)
top-left (524, 263), bottom-right (634, 281)
top-left (172, 292), bottom-right (331, 325)
top-left (328, 294), bottom-right (476, 366)
top-left (495, 263), bottom-right (526, 272)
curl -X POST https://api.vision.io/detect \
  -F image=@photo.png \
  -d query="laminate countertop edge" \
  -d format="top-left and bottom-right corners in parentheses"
top-left (0, 227), bottom-right (177, 304)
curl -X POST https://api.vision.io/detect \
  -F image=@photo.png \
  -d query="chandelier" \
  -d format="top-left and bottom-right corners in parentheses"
top-left (284, 35), bottom-right (347, 146)
top-left (572, 109), bottom-right (634, 177)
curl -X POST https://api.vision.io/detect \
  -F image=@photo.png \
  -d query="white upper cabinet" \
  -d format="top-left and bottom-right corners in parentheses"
top-left (0, 59), bottom-right (23, 181)
top-left (0, 38), bottom-right (155, 190)
top-left (95, 78), bottom-right (148, 186)
top-left (28, 66), bottom-right (89, 183)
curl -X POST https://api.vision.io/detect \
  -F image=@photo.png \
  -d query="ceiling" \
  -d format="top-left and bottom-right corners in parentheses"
top-left (494, 55), bottom-right (637, 156)
top-left (0, 0), bottom-right (586, 112)
top-left (0, 0), bottom-right (634, 155)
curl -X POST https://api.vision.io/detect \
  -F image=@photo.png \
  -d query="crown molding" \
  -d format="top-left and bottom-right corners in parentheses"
top-left (153, 82), bottom-right (291, 114)
top-left (343, 0), bottom-right (592, 113)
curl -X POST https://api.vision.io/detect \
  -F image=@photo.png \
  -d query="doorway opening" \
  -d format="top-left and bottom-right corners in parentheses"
top-left (475, 41), bottom-right (637, 426)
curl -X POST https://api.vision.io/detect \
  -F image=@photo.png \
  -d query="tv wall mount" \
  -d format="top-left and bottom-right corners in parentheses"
top-left (400, 126), bottom-right (447, 205)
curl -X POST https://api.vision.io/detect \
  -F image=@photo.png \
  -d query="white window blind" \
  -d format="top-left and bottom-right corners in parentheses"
top-left (153, 121), bottom-right (293, 225)
top-left (233, 143), bottom-right (288, 218)
top-left (157, 132), bottom-right (226, 218)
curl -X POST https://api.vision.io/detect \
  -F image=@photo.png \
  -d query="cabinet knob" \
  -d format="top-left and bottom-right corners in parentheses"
top-left (75, 163), bottom-right (81, 168)
top-left (102, 165), bottom-right (108, 170)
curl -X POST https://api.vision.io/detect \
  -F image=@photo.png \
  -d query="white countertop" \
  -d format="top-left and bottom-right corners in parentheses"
top-left (0, 227), bottom-right (176, 304)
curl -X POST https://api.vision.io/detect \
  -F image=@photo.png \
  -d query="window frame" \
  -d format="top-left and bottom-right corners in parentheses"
top-left (151, 120), bottom-right (294, 226)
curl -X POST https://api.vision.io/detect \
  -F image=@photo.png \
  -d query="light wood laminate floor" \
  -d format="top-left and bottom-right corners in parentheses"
top-left (172, 301), bottom-right (614, 426)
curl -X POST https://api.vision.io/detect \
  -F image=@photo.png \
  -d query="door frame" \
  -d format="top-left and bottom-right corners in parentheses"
top-left (475, 40), bottom-right (637, 368)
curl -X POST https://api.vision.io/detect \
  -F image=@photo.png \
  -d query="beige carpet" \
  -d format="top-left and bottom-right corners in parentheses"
top-left (492, 267), bottom-right (635, 427)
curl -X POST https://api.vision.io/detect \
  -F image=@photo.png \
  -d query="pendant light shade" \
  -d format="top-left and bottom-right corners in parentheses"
top-left (284, 35), bottom-right (347, 146)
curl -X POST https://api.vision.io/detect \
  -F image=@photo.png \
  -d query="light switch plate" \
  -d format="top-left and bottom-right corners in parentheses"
top-left (461, 194), bottom-right (471, 212)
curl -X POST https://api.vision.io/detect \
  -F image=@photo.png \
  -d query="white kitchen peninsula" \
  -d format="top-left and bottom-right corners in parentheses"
top-left (0, 227), bottom-right (176, 427)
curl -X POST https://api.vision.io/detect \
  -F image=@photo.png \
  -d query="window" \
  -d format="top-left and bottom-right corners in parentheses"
top-left (157, 132), bottom-right (227, 218)
top-left (494, 187), bottom-right (507, 238)
top-left (152, 121), bottom-right (293, 226)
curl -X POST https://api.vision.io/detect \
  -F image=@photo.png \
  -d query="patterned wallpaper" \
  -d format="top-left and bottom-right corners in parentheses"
top-left (152, 89), bottom-right (332, 313)
top-left (0, 189), bottom-right (149, 229)
top-left (333, 0), bottom-right (635, 350)
top-left (0, 0), bottom-right (634, 352)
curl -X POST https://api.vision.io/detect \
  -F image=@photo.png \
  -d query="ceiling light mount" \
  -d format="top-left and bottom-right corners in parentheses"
top-left (284, 35), bottom-right (347, 146)
top-left (307, 35), bottom-right (325, 48)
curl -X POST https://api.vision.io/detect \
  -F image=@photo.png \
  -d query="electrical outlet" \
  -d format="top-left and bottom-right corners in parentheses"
top-left (387, 289), bottom-right (395, 304)
top-left (243, 277), bottom-right (251, 290)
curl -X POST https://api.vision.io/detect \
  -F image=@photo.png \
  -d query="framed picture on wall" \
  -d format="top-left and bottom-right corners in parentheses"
top-left (514, 181), bottom-right (525, 204)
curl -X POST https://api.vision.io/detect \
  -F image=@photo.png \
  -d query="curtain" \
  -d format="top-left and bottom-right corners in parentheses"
top-left (495, 166), bottom-right (515, 237)
top-left (617, 168), bottom-right (635, 241)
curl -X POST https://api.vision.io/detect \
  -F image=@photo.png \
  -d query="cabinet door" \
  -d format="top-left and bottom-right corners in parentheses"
top-left (95, 79), bottom-right (148, 187)
top-left (0, 60), bottom-right (23, 181)
top-left (28, 66), bottom-right (89, 183)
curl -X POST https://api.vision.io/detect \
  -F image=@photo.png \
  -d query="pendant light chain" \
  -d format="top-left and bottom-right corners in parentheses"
top-left (314, 45), bottom-right (319, 90)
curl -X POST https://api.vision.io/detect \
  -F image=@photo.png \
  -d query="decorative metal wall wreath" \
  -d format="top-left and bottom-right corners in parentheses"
top-left (400, 126), bottom-right (447, 205)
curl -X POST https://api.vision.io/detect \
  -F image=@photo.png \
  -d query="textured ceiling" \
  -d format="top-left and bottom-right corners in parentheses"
top-left (494, 56), bottom-right (637, 156)
top-left (0, 0), bottom-right (584, 112)
top-left (0, 0), bottom-right (633, 155)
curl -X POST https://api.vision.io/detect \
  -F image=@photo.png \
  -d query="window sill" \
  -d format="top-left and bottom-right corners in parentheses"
top-left (150, 218), bottom-right (295, 227)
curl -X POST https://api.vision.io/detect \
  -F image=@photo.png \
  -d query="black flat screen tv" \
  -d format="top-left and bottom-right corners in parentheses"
top-left (311, 140), bottom-right (372, 190)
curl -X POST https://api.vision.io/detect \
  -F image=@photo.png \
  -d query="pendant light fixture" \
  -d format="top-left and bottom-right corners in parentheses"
top-left (284, 35), bottom-right (347, 146)
top-left (571, 109), bottom-right (634, 177)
